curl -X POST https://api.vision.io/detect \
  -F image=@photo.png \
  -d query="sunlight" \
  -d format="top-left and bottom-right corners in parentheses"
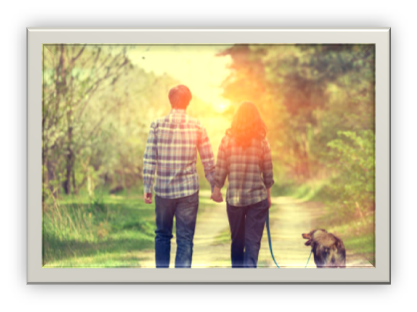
top-left (127, 45), bottom-right (232, 111)
top-left (214, 102), bottom-right (230, 113)
top-left (41, 44), bottom-right (376, 270)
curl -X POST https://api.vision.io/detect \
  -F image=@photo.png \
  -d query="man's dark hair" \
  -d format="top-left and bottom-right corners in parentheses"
top-left (168, 85), bottom-right (192, 109)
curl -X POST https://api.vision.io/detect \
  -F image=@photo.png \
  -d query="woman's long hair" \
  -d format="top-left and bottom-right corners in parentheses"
top-left (226, 102), bottom-right (267, 148)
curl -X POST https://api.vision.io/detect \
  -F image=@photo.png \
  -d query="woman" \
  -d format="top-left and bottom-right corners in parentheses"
top-left (211, 102), bottom-right (274, 268)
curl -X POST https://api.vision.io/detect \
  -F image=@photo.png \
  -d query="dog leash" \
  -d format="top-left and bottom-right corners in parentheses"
top-left (305, 249), bottom-right (313, 268)
top-left (266, 211), bottom-right (280, 268)
top-left (266, 210), bottom-right (313, 268)
top-left (234, 142), bottom-right (313, 268)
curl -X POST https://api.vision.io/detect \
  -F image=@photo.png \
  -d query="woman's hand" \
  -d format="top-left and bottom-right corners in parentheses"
top-left (211, 186), bottom-right (224, 203)
top-left (144, 192), bottom-right (153, 204)
top-left (267, 188), bottom-right (272, 209)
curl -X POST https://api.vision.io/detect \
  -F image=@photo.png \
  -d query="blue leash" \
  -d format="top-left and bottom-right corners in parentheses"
top-left (266, 210), bottom-right (313, 268)
top-left (266, 212), bottom-right (280, 268)
top-left (305, 248), bottom-right (313, 268)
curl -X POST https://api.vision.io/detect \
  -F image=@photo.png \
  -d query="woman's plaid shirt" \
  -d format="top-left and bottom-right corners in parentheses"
top-left (214, 135), bottom-right (274, 207)
top-left (143, 109), bottom-right (215, 199)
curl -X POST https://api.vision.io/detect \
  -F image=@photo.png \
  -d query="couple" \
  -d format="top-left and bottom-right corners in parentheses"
top-left (143, 85), bottom-right (274, 269)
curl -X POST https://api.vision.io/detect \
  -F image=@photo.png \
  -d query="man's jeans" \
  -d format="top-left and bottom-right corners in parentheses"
top-left (154, 192), bottom-right (199, 268)
top-left (226, 198), bottom-right (269, 268)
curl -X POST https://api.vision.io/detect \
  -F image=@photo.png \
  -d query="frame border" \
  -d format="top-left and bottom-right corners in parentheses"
top-left (28, 28), bottom-right (390, 284)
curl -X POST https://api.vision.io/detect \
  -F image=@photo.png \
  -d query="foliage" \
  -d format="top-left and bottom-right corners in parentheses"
top-left (42, 44), bottom-right (225, 199)
top-left (42, 192), bottom-right (212, 267)
top-left (218, 44), bottom-right (375, 220)
top-left (324, 130), bottom-right (375, 220)
top-left (42, 193), bottom-right (156, 266)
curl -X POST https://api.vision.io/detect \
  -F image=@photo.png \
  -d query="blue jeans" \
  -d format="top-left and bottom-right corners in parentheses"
top-left (227, 199), bottom-right (269, 268)
top-left (154, 191), bottom-right (199, 268)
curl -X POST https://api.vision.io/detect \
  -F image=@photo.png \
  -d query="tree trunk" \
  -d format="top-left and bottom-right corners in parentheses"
top-left (63, 125), bottom-right (74, 195)
top-left (58, 44), bottom-right (75, 195)
top-left (63, 158), bottom-right (72, 194)
top-left (72, 168), bottom-right (78, 195)
top-left (46, 159), bottom-right (56, 194)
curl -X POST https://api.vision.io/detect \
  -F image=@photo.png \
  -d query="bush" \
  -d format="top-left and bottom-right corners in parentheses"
top-left (324, 130), bottom-right (375, 220)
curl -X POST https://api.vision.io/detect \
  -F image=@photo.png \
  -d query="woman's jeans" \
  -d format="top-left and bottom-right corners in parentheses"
top-left (227, 198), bottom-right (269, 268)
top-left (154, 192), bottom-right (199, 268)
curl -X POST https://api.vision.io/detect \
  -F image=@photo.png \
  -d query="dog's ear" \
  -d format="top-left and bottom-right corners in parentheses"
top-left (320, 229), bottom-right (327, 233)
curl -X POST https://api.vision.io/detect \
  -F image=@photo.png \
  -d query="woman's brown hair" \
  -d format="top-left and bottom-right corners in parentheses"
top-left (226, 102), bottom-right (267, 148)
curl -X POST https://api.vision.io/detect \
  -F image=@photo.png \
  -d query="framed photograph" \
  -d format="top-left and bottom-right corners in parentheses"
top-left (28, 28), bottom-right (390, 283)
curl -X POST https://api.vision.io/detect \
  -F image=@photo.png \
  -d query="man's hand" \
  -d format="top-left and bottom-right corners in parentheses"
top-left (144, 192), bottom-right (153, 204)
top-left (210, 186), bottom-right (223, 203)
top-left (211, 192), bottom-right (223, 203)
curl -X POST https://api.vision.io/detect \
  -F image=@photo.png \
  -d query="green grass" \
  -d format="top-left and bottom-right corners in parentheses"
top-left (270, 179), bottom-right (328, 202)
top-left (314, 214), bottom-right (375, 266)
top-left (273, 178), bottom-right (375, 266)
top-left (344, 233), bottom-right (375, 265)
top-left (275, 177), bottom-right (377, 267)
top-left (291, 181), bottom-right (329, 202)
top-left (270, 183), bottom-right (298, 197)
top-left (211, 227), bottom-right (231, 246)
top-left (43, 191), bottom-right (209, 268)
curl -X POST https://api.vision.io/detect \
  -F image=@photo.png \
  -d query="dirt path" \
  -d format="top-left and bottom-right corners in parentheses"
top-left (138, 191), bottom-right (373, 268)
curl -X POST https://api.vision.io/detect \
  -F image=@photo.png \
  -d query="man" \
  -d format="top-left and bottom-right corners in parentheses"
top-left (142, 85), bottom-right (216, 268)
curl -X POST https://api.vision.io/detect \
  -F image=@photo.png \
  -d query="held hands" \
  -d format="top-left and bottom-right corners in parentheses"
top-left (210, 186), bottom-right (223, 203)
top-left (143, 192), bottom-right (153, 204)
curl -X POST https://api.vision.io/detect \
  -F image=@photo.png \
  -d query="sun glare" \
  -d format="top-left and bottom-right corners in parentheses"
top-left (215, 102), bottom-right (230, 113)
top-left (127, 45), bottom-right (232, 111)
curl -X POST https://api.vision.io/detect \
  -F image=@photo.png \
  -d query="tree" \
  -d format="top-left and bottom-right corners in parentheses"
top-left (218, 44), bottom-right (375, 183)
top-left (42, 44), bottom-right (130, 195)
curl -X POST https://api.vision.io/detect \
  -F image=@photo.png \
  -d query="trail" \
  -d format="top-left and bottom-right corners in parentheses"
top-left (138, 191), bottom-right (373, 268)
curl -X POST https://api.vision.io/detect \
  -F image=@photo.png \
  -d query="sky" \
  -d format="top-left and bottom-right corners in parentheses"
top-left (127, 45), bottom-right (233, 112)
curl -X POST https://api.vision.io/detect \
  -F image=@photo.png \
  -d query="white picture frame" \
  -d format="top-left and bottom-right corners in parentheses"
top-left (28, 28), bottom-right (390, 284)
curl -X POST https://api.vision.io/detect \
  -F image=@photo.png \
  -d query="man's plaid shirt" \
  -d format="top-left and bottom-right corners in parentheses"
top-left (214, 135), bottom-right (274, 207)
top-left (143, 109), bottom-right (215, 199)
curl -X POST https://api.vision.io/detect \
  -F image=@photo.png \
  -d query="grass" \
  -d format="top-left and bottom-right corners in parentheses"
top-left (42, 191), bottom-right (209, 268)
top-left (43, 186), bottom-right (375, 268)
top-left (270, 183), bottom-right (298, 197)
top-left (290, 181), bottom-right (328, 202)
top-left (344, 233), bottom-right (375, 266)
top-left (211, 227), bottom-right (231, 246)
top-left (272, 178), bottom-right (376, 267)
top-left (313, 213), bottom-right (375, 266)
top-left (273, 177), bottom-right (376, 266)
top-left (270, 179), bottom-right (329, 202)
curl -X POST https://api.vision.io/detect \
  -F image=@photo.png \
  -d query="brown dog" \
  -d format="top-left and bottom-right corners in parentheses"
top-left (302, 229), bottom-right (346, 268)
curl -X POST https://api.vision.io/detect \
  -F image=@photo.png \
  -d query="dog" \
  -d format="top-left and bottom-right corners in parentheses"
top-left (302, 229), bottom-right (346, 268)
